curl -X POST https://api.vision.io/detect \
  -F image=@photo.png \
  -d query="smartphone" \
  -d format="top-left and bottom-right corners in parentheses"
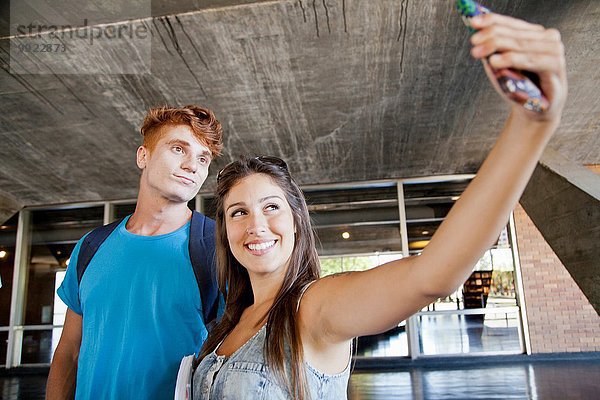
top-left (456, 0), bottom-right (549, 113)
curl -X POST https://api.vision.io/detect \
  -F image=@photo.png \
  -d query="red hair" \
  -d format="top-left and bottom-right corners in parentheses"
top-left (140, 105), bottom-right (223, 156)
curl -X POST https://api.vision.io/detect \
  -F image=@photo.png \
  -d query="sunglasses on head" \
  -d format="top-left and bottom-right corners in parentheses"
top-left (216, 156), bottom-right (289, 182)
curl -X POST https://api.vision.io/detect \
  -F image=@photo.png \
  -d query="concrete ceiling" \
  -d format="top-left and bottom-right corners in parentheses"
top-left (0, 0), bottom-right (599, 222)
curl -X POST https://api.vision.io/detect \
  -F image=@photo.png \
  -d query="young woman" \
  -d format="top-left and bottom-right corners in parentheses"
top-left (192, 12), bottom-right (567, 400)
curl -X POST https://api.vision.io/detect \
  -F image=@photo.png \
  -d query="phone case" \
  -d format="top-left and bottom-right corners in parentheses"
top-left (456, 0), bottom-right (549, 113)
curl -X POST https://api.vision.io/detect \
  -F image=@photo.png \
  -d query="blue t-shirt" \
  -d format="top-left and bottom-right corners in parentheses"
top-left (58, 217), bottom-right (208, 399)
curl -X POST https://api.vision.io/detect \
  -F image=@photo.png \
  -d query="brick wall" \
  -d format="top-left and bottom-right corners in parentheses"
top-left (514, 203), bottom-right (600, 353)
top-left (584, 164), bottom-right (600, 174)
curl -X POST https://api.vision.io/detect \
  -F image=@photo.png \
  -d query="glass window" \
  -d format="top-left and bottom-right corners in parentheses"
top-left (320, 253), bottom-right (403, 277)
top-left (417, 310), bottom-right (522, 355)
top-left (201, 196), bottom-right (217, 219)
top-left (403, 179), bottom-right (469, 255)
top-left (0, 330), bottom-right (8, 365)
top-left (114, 202), bottom-right (136, 220)
top-left (26, 207), bottom-right (104, 326)
top-left (306, 185), bottom-right (400, 257)
top-left (1, 214), bottom-right (18, 328)
top-left (20, 206), bottom-right (104, 364)
top-left (20, 328), bottom-right (56, 364)
top-left (1, 213), bottom-right (18, 366)
top-left (404, 179), bottom-right (523, 356)
top-left (320, 253), bottom-right (408, 357)
top-left (422, 233), bottom-right (518, 313)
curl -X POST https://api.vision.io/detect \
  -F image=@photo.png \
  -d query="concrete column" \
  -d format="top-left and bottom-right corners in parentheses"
top-left (0, 192), bottom-right (22, 226)
top-left (519, 148), bottom-right (600, 314)
top-left (6, 210), bottom-right (31, 367)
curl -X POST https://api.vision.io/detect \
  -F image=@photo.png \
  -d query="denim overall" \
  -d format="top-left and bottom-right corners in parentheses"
top-left (192, 324), bottom-right (351, 399)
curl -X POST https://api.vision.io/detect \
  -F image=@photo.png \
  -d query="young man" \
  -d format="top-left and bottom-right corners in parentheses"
top-left (46, 105), bottom-right (223, 399)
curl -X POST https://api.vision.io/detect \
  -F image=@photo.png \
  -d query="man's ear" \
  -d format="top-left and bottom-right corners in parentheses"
top-left (136, 146), bottom-right (148, 169)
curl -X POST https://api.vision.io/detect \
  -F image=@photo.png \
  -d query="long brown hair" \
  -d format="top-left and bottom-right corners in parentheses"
top-left (199, 156), bottom-right (320, 399)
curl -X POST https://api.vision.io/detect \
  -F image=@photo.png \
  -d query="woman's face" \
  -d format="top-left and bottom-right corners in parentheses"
top-left (223, 173), bottom-right (296, 281)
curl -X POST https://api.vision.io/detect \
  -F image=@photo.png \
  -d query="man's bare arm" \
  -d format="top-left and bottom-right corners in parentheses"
top-left (46, 309), bottom-right (82, 400)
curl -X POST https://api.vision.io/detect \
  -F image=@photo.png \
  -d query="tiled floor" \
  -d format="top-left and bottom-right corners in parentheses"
top-left (2, 355), bottom-right (599, 399)
top-left (348, 358), bottom-right (600, 399)
top-left (1, 375), bottom-right (46, 400)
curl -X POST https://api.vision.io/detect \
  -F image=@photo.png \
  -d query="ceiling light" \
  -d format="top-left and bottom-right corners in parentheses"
top-left (0, 250), bottom-right (6, 259)
top-left (341, 232), bottom-right (350, 239)
top-left (422, 230), bottom-right (430, 235)
top-left (452, 196), bottom-right (460, 201)
top-left (65, 258), bottom-right (71, 266)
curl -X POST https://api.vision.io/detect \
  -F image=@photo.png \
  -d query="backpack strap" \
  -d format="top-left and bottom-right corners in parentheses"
top-left (189, 211), bottom-right (220, 326)
top-left (76, 218), bottom-right (124, 284)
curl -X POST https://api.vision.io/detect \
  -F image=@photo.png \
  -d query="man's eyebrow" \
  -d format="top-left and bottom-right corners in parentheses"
top-left (166, 140), bottom-right (212, 158)
top-left (166, 139), bottom-right (191, 147)
top-left (198, 149), bottom-right (213, 159)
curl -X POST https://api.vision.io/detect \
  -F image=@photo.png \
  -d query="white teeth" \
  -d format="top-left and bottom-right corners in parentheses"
top-left (247, 240), bottom-right (276, 251)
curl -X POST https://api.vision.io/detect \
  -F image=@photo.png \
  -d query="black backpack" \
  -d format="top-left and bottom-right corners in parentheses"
top-left (76, 211), bottom-right (220, 325)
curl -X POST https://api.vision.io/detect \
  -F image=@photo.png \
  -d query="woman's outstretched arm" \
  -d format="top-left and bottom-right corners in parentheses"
top-left (300, 13), bottom-right (567, 346)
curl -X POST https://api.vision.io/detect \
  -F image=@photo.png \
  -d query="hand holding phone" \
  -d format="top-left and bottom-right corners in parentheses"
top-left (456, 0), bottom-right (550, 113)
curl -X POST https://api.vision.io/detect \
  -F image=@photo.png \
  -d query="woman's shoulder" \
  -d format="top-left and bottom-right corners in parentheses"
top-left (296, 279), bottom-right (318, 312)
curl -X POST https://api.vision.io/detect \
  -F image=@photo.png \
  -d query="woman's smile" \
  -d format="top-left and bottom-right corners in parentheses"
top-left (245, 239), bottom-right (278, 254)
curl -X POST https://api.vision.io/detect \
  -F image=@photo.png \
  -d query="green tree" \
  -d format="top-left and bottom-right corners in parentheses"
top-left (319, 256), bottom-right (375, 277)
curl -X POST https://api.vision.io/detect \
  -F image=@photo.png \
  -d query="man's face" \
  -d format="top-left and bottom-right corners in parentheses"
top-left (137, 124), bottom-right (212, 204)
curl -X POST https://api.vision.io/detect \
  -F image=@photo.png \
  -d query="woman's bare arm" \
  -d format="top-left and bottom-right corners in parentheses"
top-left (300, 13), bottom-right (567, 345)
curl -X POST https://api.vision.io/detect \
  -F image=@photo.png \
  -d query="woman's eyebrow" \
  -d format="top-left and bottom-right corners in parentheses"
top-left (225, 196), bottom-right (283, 212)
top-left (226, 201), bottom-right (244, 212)
top-left (259, 195), bottom-right (283, 203)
